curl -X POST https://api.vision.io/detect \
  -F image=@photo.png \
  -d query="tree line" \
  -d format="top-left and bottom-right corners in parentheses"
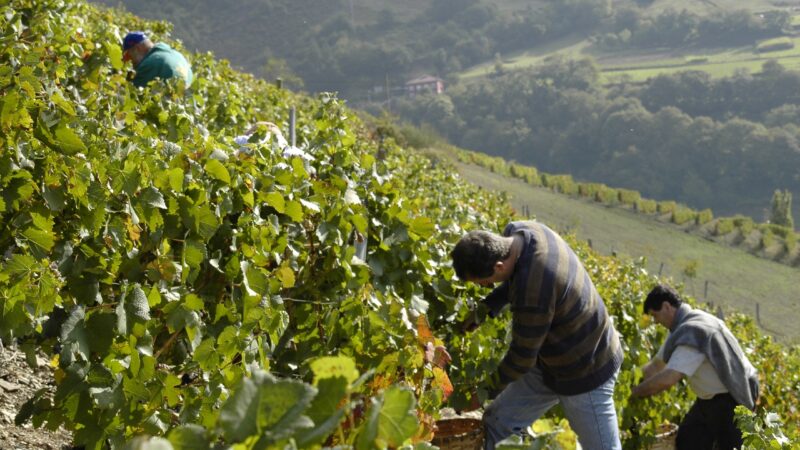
top-left (389, 58), bottom-right (800, 222)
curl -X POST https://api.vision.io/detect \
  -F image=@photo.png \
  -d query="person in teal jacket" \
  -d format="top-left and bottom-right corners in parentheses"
top-left (122, 31), bottom-right (193, 88)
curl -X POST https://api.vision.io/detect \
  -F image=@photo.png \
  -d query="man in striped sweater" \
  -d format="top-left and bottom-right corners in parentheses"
top-left (451, 221), bottom-right (623, 449)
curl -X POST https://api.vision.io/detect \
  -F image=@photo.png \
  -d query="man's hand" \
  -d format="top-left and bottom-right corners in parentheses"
top-left (460, 306), bottom-right (485, 333)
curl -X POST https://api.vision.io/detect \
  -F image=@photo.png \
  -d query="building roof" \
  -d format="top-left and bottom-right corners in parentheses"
top-left (405, 75), bottom-right (443, 86)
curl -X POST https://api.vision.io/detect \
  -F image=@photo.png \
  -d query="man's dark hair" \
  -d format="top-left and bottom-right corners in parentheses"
top-left (643, 284), bottom-right (682, 313)
top-left (451, 230), bottom-right (512, 280)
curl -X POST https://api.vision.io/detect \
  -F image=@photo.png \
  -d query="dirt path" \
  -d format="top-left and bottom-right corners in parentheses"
top-left (0, 344), bottom-right (71, 450)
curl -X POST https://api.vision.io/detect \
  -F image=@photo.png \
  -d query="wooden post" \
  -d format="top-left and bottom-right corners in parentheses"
top-left (756, 303), bottom-right (761, 327)
top-left (385, 73), bottom-right (391, 113)
top-left (289, 106), bottom-right (296, 148)
top-left (275, 78), bottom-right (283, 89)
top-left (658, 262), bottom-right (664, 276)
top-left (704, 280), bottom-right (709, 299)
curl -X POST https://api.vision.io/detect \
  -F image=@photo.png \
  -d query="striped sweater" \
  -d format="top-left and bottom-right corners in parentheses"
top-left (483, 221), bottom-right (623, 395)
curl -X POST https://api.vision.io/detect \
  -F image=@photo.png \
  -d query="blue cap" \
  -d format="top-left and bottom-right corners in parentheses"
top-left (122, 31), bottom-right (147, 51)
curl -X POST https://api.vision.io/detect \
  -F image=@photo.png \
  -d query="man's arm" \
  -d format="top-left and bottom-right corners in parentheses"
top-left (642, 358), bottom-right (666, 379)
top-left (631, 368), bottom-right (684, 398)
top-left (132, 63), bottom-right (159, 87)
top-left (482, 281), bottom-right (510, 317)
top-left (461, 282), bottom-right (510, 333)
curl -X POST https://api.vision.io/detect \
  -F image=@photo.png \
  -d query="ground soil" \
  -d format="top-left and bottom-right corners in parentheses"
top-left (0, 344), bottom-right (71, 450)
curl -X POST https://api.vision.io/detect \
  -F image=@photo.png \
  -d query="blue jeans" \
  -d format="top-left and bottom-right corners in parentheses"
top-left (483, 367), bottom-right (621, 450)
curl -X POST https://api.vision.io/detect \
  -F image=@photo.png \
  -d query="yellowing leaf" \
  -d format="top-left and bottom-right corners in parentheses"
top-left (432, 367), bottom-right (454, 401)
top-left (416, 315), bottom-right (435, 346)
top-left (310, 355), bottom-right (359, 385)
top-left (104, 41), bottom-right (123, 70)
top-left (276, 265), bottom-right (295, 288)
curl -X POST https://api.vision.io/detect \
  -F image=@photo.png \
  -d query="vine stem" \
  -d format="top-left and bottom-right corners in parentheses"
top-left (154, 330), bottom-right (181, 361)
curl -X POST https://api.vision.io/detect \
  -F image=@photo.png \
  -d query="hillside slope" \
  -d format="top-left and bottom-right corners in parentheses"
top-left (434, 148), bottom-right (800, 341)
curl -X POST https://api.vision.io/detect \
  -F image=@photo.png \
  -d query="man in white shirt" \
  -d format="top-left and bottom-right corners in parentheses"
top-left (631, 285), bottom-right (758, 450)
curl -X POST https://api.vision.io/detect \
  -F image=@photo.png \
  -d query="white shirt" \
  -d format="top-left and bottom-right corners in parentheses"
top-left (657, 344), bottom-right (728, 399)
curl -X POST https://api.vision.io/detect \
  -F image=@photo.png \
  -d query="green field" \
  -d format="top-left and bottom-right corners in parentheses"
top-left (437, 151), bottom-right (800, 342)
top-left (460, 34), bottom-right (800, 83)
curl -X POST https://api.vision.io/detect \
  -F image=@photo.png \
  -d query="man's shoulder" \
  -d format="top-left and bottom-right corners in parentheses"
top-left (503, 220), bottom-right (544, 236)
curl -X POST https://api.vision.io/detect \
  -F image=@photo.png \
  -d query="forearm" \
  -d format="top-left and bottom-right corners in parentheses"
top-left (642, 359), bottom-right (665, 379)
top-left (631, 369), bottom-right (682, 398)
top-left (482, 282), bottom-right (510, 318)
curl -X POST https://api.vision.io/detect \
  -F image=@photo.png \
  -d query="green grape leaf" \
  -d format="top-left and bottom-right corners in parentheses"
top-left (356, 395), bottom-right (382, 450)
top-left (409, 216), bottom-right (434, 239)
top-left (257, 377), bottom-right (316, 443)
top-left (264, 192), bottom-right (285, 214)
top-left (377, 386), bottom-right (418, 447)
top-left (51, 90), bottom-right (76, 116)
top-left (86, 312), bottom-right (117, 355)
top-left (21, 227), bottom-right (55, 253)
top-left (141, 187), bottom-right (167, 209)
top-left (297, 376), bottom-right (348, 447)
top-left (204, 159), bottom-right (231, 184)
top-left (54, 123), bottom-right (87, 154)
top-left (4, 254), bottom-right (36, 276)
top-left (219, 378), bottom-right (260, 441)
top-left (193, 338), bottom-right (219, 371)
top-left (60, 306), bottom-right (90, 363)
top-left (167, 168), bottom-right (184, 192)
top-left (167, 424), bottom-right (209, 450)
top-left (285, 200), bottom-right (303, 221)
top-left (182, 239), bottom-right (206, 272)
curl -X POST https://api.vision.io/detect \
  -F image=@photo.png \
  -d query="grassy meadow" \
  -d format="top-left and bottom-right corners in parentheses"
top-left (433, 150), bottom-right (800, 342)
top-left (460, 33), bottom-right (800, 83)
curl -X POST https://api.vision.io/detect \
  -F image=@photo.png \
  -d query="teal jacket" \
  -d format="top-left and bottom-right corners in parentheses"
top-left (133, 43), bottom-right (193, 88)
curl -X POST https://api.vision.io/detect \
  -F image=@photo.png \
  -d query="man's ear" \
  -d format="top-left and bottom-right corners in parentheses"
top-left (493, 260), bottom-right (504, 274)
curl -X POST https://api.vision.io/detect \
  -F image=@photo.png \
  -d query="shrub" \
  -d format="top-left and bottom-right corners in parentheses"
top-left (595, 185), bottom-right (618, 205)
top-left (578, 183), bottom-right (600, 198)
top-left (618, 189), bottom-right (641, 206)
top-left (761, 228), bottom-right (776, 249)
top-left (551, 175), bottom-right (578, 195)
top-left (785, 232), bottom-right (797, 253)
top-left (657, 201), bottom-right (677, 215)
top-left (733, 215), bottom-right (755, 235)
top-left (767, 224), bottom-right (791, 239)
top-left (696, 209), bottom-right (714, 225)
top-left (526, 171), bottom-right (542, 186)
top-left (672, 207), bottom-right (696, 225)
top-left (635, 198), bottom-right (658, 214)
top-left (715, 218), bottom-right (735, 235)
